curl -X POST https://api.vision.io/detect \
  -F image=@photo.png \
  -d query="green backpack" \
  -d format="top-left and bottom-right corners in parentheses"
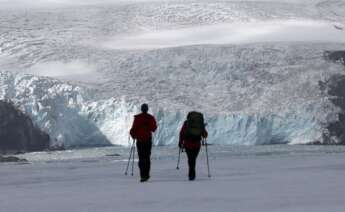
top-left (185, 111), bottom-right (205, 140)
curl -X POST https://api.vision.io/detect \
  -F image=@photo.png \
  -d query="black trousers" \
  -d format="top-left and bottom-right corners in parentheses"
top-left (185, 148), bottom-right (200, 179)
top-left (136, 140), bottom-right (152, 179)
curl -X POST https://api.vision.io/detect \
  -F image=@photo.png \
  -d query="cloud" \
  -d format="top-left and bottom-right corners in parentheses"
top-left (28, 60), bottom-right (96, 81)
top-left (99, 20), bottom-right (345, 50)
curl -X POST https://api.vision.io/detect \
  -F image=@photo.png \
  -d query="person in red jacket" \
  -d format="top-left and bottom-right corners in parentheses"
top-left (179, 114), bottom-right (208, 181)
top-left (130, 103), bottom-right (157, 182)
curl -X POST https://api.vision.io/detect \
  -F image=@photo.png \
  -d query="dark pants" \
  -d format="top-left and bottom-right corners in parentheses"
top-left (136, 140), bottom-right (152, 179)
top-left (185, 147), bottom-right (200, 180)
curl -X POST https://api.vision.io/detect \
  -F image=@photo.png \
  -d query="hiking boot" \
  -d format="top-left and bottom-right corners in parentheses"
top-left (140, 176), bottom-right (150, 182)
top-left (189, 169), bottom-right (196, 181)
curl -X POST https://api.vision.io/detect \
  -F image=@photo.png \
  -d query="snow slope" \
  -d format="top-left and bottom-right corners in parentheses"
top-left (1, 0), bottom-right (345, 147)
top-left (1, 146), bottom-right (345, 212)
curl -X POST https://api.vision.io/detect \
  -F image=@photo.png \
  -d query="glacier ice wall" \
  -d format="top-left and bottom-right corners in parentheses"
top-left (0, 68), bottom-right (341, 148)
top-left (0, 72), bottom-right (134, 148)
top-left (1, 43), bottom-right (345, 148)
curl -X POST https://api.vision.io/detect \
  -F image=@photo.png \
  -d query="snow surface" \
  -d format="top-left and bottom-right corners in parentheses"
top-left (1, 0), bottom-right (345, 147)
top-left (1, 146), bottom-right (345, 212)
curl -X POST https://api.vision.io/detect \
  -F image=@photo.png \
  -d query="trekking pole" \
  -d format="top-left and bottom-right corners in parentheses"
top-left (125, 138), bottom-right (135, 176)
top-left (131, 139), bottom-right (136, 176)
top-left (204, 138), bottom-right (211, 178)
top-left (176, 147), bottom-right (182, 170)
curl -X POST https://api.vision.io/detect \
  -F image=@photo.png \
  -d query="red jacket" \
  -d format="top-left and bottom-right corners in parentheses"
top-left (179, 121), bottom-right (208, 149)
top-left (130, 113), bottom-right (157, 141)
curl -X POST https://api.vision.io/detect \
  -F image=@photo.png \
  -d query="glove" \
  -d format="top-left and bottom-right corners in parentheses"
top-left (178, 142), bottom-right (184, 149)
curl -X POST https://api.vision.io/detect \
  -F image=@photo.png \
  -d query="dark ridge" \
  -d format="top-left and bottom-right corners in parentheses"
top-left (0, 100), bottom-right (50, 154)
top-left (0, 155), bottom-right (27, 163)
top-left (321, 51), bottom-right (345, 144)
top-left (324, 51), bottom-right (345, 66)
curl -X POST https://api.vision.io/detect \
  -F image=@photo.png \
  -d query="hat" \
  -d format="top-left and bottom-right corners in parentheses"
top-left (141, 103), bottom-right (149, 113)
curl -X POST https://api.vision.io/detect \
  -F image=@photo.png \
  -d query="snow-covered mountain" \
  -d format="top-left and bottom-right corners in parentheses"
top-left (1, 0), bottom-right (345, 148)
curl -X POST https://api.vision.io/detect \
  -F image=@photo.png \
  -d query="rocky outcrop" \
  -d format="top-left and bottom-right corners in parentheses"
top-left (0, 100), bottom-right (50, 154)
top-left (321, 75), bottom-right (345, 145)
top-left (325, 51), bottom-right (345, 66)
top-left (323, 51), bottom-right (345, 144)
top-left (0, 155), bottom-right (27, 162)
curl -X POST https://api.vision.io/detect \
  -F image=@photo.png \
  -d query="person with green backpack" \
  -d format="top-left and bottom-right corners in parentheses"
top-left (178, 111), bottom-right (208, 181)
